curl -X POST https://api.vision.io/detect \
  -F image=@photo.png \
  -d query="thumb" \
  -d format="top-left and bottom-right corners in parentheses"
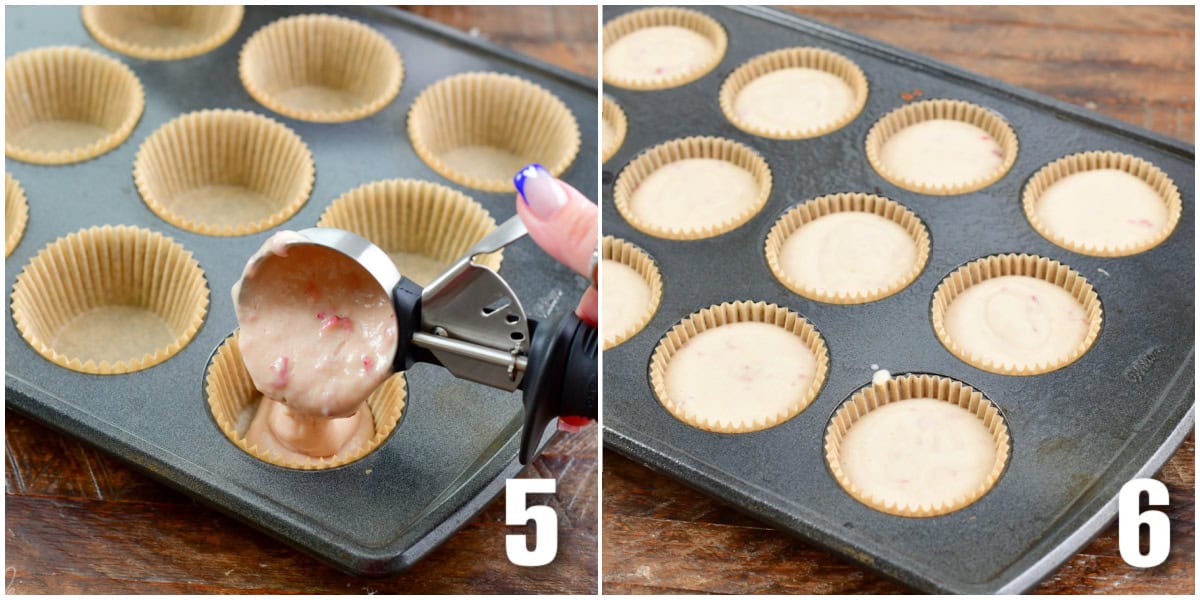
top-left (513, 163), bottom-right (598, 278)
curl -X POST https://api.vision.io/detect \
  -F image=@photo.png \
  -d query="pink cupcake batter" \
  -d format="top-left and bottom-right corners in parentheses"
top-left (233, 231), bottom-right (398, 460)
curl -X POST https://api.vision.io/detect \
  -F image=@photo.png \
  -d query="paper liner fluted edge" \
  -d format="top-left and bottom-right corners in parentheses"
top-left (133, 108), bottom-right (315, 237)
top-left (602, 96), bottom-right (628, 163)
top-left (602, 7), bottom-right (727, 91)
top-left (764, 193), bottom-right (930, 304)
top-left (865, 99), bottom-right (1018, 196)
top-left (601, 236), bottom-right (663, 350)
top-left (317, 178), bottom-right (503, 273)
top-left (1022, 150), bottom-right (1182, 257)
top-left (406, 71), bottom-right (580, 193)
top-left (931, 253), bottom-right (1103, 376)
top-left (824, 373), bottom-right (1011, 518)
top-left (81, 5), bottom-right (245, 61)
top-left (6, 173), bottom-right (29, 257)
top-left (614, 136), bottom-right (773, 240)
top-left (718, 46), bottom-right (869, 140)
top-left (238, 13), bottom-right (404, 123)
top-left (10, 225), bottom-right (210, 375)
top-left (649, 301), bottom-right (828, 433)
top-left (205, 332), bottom-right (407, 470)
top-left (5, 46), bottom-right (145, 165)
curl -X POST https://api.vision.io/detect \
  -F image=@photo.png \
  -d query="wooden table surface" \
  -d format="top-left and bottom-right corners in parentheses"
top-left (4, 6), bottom-right (598, 595)
top-left (602, 5), bottom-right (1195, 595)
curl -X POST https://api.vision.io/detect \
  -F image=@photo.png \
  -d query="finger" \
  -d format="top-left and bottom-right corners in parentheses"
top-left (575, 285), bottom-right (597, 326)
top-left (513, 163), bottom-right (598, 278)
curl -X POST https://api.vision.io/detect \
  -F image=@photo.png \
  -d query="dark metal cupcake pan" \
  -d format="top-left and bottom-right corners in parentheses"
top-left (4, 5), bottom-right (595, 576)
top-left (601, 5), bottom-right (1193, 594)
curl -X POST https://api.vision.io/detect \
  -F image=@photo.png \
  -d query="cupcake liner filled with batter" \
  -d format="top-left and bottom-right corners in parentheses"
top-left (317, 178), bottom-right (503, 286)
top-left (603, 7), bottom-right (727, 91)
top-left (10, 225), bottom-right (209, 375)
top-left (601, 236), bottom-right (663, 350)
top-left (602, 96), bottom-right (628, 163)
top-left (719, 47), bottom-right (869, 139)
top-left (205, 333), bottom-right (406, 470)
top-left (650, 300), bottom-right (828, 433)
top-left (82, 5), bottom-right (244, 61)
top-left (6, 173), bottom-right (29, 257)
top-left (865, 99), bottom-right (1018, 195)
top-left (239, 13), bottom-right (404, 123)
top-left (614, 136), bottom-right (772, 240)
top-left (824, 373), bottom-right (1011, 517)
top-left (931, 253), bottom-right (1102, 376)
top-left (133, 108), bottom-right (315, 236)
top-left (1023, 151), bottom-right (1182, 257)
top-left (407, 72), bottom-right (580, 193)
top-left (764, 193), bottom-right (929, 304)
top-left (5, 46), bottom-right (145, 165)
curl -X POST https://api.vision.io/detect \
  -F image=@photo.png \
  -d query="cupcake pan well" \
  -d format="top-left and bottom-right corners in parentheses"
top-left (602, 5), bottom-right (1193, 594)
top-left (5, 5), bottom-right (594, 576)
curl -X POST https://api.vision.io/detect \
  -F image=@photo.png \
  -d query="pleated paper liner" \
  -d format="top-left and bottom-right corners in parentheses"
top-left (865, 99), bottom-right (1018, 196)
top-left (407, 72), bottom-right (580, 193)
top-left (931, 253), bottom-right (1102, 376)
top-left (603, 7), bottom-right (727, 91)
top-left (719, 46), bottom-right (869, 139)
top-left (824, 374), bottom-right (1011, 518)
top-left (6, 173), bottom-right (28, 257)
top-left (649, 301), bottom-right (829, 433)
top-left (82, 5), bottom-right (244, 61)
top-left (205, 332), bottom-right (406, 470)
top-left (10, 225), bottom-right (209, 375)
top-left (317, 178), bottom-right (503, 286)
top-left (1022, 151), bottom-right (1182, 257)
top-left (5, 46), bottom-right (144, 165)
top-left (764, 193), bottom-right (930, 304)
top-left (601, 236), bottom-right (663, 350)
top-left (614, 136), bottom-right (773, 240)
top-left (602, 96), bottom-right (628, 163)
top-left (239, 13), bottom-right (404, 123)
top-left (133, 109), bottom-right (315, 236)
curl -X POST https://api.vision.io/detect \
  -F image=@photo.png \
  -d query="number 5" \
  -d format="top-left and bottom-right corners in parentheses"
top-left (1118, 478), bottom-right (1170, 568)
top-left (505, 478), bottom-right (558, 566)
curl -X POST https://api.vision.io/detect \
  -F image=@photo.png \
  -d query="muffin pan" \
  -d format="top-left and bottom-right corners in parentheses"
top-left (5, 5), bottom-right (594, 575)
top-left (602, 5), bottom-right (1193, 594)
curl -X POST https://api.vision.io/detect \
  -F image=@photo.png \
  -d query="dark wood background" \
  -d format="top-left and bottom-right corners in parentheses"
top-left (602, 5), bottom-right (1194, 595)
top-left (4, 6), bottom-right (599, 595)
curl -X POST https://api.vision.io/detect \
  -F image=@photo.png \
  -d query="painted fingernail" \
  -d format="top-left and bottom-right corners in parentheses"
top-left (514, 163), bottom-right (567, 219)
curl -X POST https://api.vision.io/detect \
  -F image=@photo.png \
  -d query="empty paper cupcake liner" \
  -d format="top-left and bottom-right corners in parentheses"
top-left (649, 300), bottom-right (829, 433)
top-left (603, 95), bottom-right (628, 163)
top-left (407, 71), bottom-right (580, 192)
top-left (614, 136), bottom-right (773, 240)
top-left (719, 46), bottom-right (869, 139)
top-left (205, 333), bottom-right (406, 470)
top-left (601, 235), bottom-right (663, 350)
top-left (865, 99), bottom-right (1018, 195)
top-left (6, 172), bottom-right (29, 257)
top-left (239, 13), bottom-right (404, 123)
top-left (10, 225), bottom-right (209, 375)
top-left (133, 108), bottom-right (315, 236)
top-left (603, 6), bottom-right (727, 91)
top-left (764, 193), bottom-right (930, 304)
top-left (82, 5), bottom-right (244, 61)
top-left (1022, 151), bottom-right (1182, 257)
top-left (824, 373), bottom-right (1011, 517)
top-left (931, 253), bottom-right (1103, 376)
top-left (317, 178), bottom-right (503, 284)
top-left (5, 46), bottom-right (145, 165)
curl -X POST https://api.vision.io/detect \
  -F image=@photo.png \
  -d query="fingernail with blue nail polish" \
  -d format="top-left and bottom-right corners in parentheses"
top-left (514, 163), bottom-right (567, 220)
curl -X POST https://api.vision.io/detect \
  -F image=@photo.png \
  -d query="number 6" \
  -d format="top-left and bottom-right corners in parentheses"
top-left (505, 478), bottom-right (558, 566)
top-left (1118, 478), bottom-right (1170, 568)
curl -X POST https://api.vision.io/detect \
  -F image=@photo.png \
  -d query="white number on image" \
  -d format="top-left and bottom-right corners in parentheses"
top-left (505, 478), bottom-right (558, 566)
top-left (1118, 478), bottom-right (1170, 568)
